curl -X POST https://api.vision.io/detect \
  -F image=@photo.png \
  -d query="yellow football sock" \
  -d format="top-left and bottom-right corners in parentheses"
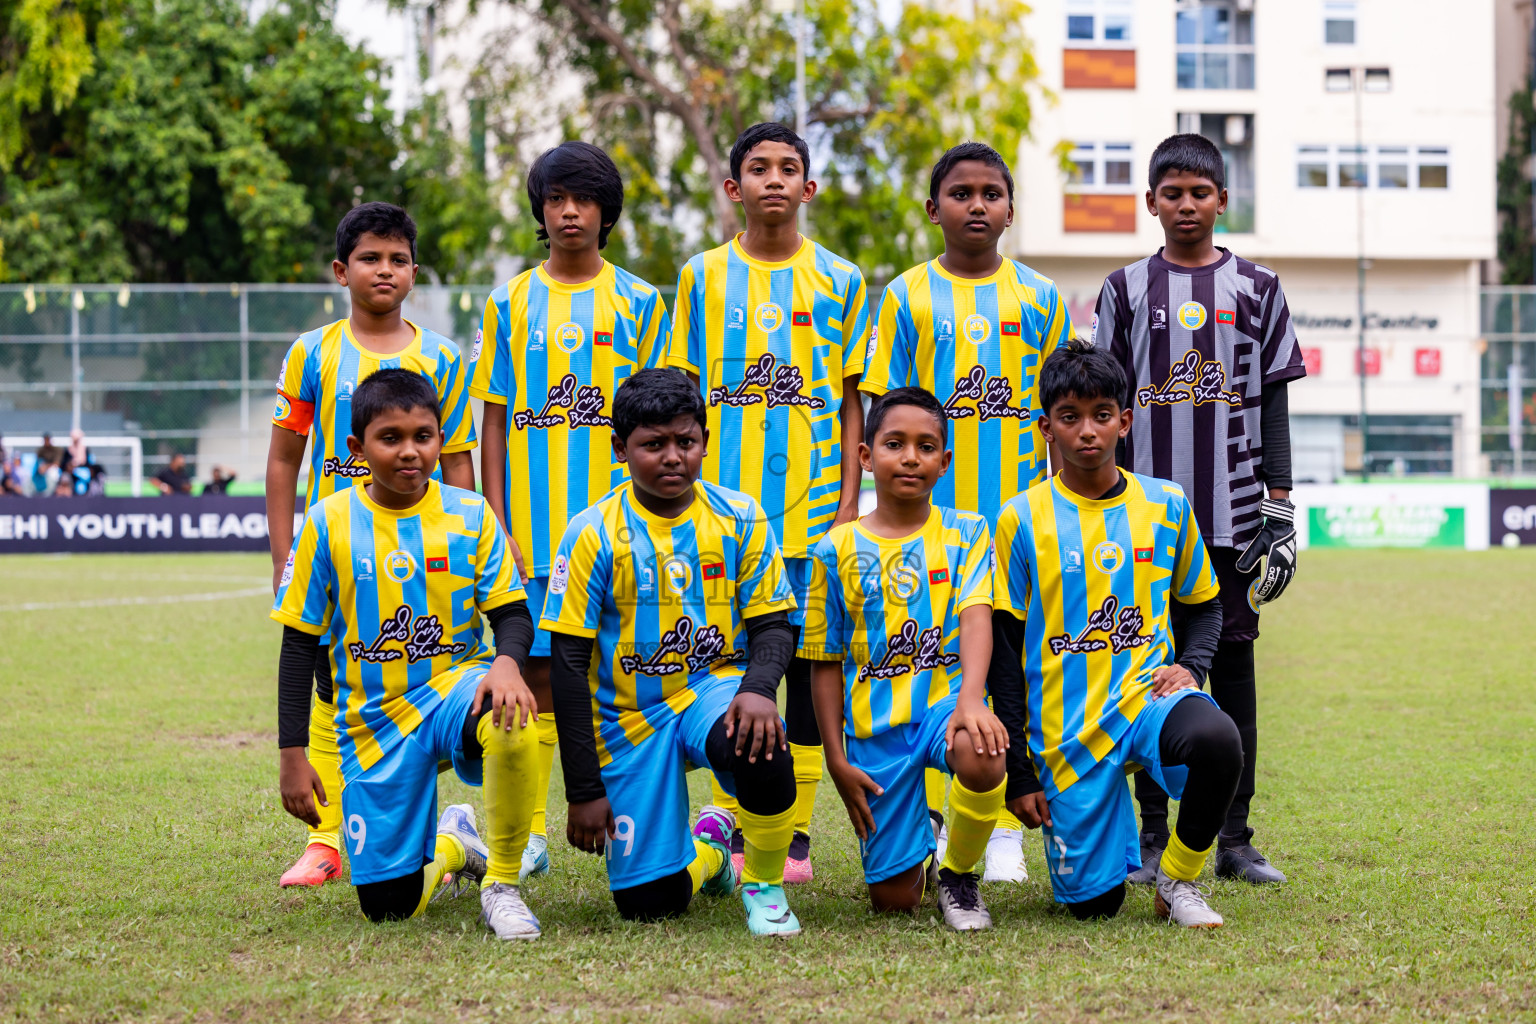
top-left (941, 776), bottom-right (1005, 875)
top-left (995, 807), bottom-right (1024, 833)
top-left (530, 713), bottom-right (558, 837)
top-left (1160, 831), bottom-right (1213, 883)
top-left (477, 712), bottom-right (538, 886)
top-left (412, 832), bottom-right (466, 917)
top-left (789, 742), bottom-right (822, 834)
top-left (686, 837), bottom-right (725, 894)
top-left (709, 773), bottom-right (741, 817)
top-left (307, 699), bottom-right (344, 851)
top-left (924, 768), bottom-right (947, 816)
top-left (739, 805), bottom-right (795, 886)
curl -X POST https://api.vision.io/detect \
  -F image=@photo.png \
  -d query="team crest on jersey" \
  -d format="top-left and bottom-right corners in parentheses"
top-left (1047, 595), bottom-right (1153, 656)
top-left (1092, 541), bottom-right (1124, 574)
top-left (708, 353), bottom-right (825, 410)
top-left (617, 615), bottom-right (743, 677)
top-left (662, 555), bottom-right (693, 594)
top-left (1176, 301), bottom-right (1207, 330)
top-left (514, 372), bottom-right (611, 431)
top-left (1247, 577), bottom-right (1262, 614)
top-left (962, 313), bottom-right (991, 345)
top-left (321, 453), bottom-right (370, 478)
top-left (887, 563), bottom-right (922, 601)
top-left (943, 364), bottom-right (1029, 422)
top-left (348, 603), bottom-right (468, 664)
top-left (1136, 351), bottom-right (1242, 408)
top-left (383, 549), bottom-right (417, 582)
top-left (754, 303), bottom-right (784, 333)
top-left (553, 322), bottom-right (585, 354)
top-left (857, 618), bottom-right (959, 682)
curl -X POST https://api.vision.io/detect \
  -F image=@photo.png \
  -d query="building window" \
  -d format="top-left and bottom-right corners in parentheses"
top-left (1176, 1), bottom-right (1254, 90)
top-left (1066, 0), bottom-right (1134, 46)
top-left (1295, 145), bottom-right (1451, 189)
top-left (1363, 67), bottom-right (1391, 92)
top-left (1324, 0), bottom-right (1356, 44)
top-left (1067, 142), bottom-right (1134, 190)
top-left (1178, 113), bottom-right (1254, 232)
top-left (1325, 67), bottom-right (1354, 92)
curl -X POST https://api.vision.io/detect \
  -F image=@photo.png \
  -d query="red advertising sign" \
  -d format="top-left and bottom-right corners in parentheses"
top-left (1414, 347), bottom-right (1441, 376)
top-left (1356, 348), bottom-right (1381, 376)
top-left (1302, 347), bottom-right (1323, 377)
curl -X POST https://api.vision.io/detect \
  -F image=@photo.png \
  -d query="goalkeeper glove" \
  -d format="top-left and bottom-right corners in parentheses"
top-left (1234, 497), bottom-right (1297, 604)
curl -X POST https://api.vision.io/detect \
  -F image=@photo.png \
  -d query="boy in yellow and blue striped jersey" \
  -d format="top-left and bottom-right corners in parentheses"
top-left (800, 387), bottom-right (1007, 930)
top-left (989, 341), bottom-right (1242, 928)
top-left (861, 143), bottom-right (1074, 881)
top-left (542, 368), bottom-right (804, 937)
top-left (266, 203), bottom-right (477, 888)
top-left (668, 123), bottom-right (869, 882)
top-left (273, 369), bottom-right (543, 939)
top-left (471, 142), bottom-right (669, 883)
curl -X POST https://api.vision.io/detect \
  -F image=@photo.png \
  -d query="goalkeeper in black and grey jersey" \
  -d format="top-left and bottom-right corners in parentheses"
top-left (1091, 133), bottom-right (1306, 886)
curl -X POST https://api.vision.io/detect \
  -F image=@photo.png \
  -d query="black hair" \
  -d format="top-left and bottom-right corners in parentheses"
top-left (526, 141), bottom-right (625, 250)
top-left (729, 122), bottom-right (811, 182)
top-left (351, 367), bottom-right (441, 439)
top-left (929, 141), bottom-right (1015, 203)
top-left (1038, 339), bottom-right (1128, 416)
top-left (611, 367), bottom-right (706, 443)
top-left (335, 202), bottom-right (417, 264)
top-left (864, 387), bottom-right (948, 446)
top-left (1148, 133), bottom-right (1226, 191)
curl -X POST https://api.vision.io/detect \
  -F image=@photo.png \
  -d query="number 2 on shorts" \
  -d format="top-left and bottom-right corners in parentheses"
top-left (1051, 833), bottom-right (1073, 876)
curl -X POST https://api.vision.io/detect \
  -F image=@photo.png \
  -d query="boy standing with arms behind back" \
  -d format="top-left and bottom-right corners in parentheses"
top-left (1093, 134), bottom-right (1306, 885)
top-left (862, 142), bottom-right (1074, 883)
top-left (668, 123), bottom-right (869, 882)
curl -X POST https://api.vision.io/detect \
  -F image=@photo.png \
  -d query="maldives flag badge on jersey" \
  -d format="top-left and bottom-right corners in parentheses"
top-left (1001, 321), bottom-right (1021, 336)
top-left (595, 332), bottom-right (613, 346)
top-left (928, 568), bottom-right (949, 584)
top-left (1134, 548), bottom-right (1153, 563)
top-left (427, 557), bottom-right (449, 573)
top-left (1215, 309), bottom-right (1236, 325)
top-left (792, 311), bottom-right (812, 326)
top-left (702, 561), bottom-right (725, 580)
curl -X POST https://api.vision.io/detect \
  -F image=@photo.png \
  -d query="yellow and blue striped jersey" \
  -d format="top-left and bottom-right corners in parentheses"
top-left (666, 235), bottom-right (869, 558)
top-left (470, 261), bottom-right (669, 575)
top-left (992, 470), bottom-right (1219, 798)
top-left (539, 480), bottom-right (797, 766)
top-left (861, 258), bottom-right (1073, 526)
top-left (798, 506), bottom-right (993, 739)
top-left (271, 481), bottom-right (526, 778)
top-left (273, 319), bottom-right (476, 508)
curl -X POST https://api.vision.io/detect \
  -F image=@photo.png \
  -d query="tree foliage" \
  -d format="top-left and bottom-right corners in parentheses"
top-left (479, 0), bottom-right (1045, 286)
top-left (0, 0), bottom-right (506, 284)
top-left (1497, 85), bottom-right (1535, 286)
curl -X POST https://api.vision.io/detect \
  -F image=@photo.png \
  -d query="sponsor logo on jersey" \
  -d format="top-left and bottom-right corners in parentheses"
top-left (928, 568), bottom-right (949, 584)
top-left (549, 554), bottom-right (569, 594)
top-left (943, 364), bottom-right (1029, 421)
top-left (1063, 550), bottom-right (1083, 574)
top-left (1047, 595), bottom-right (1153, 656)
top-left (338, 379), bottom-right (355, 400)
top-left (1134, 547), bottom-right (1153, 563)
top-left (754, 302), bottom-right (784, 333)
top-left (553, 322), bottom-right (585, 354)
top-left (866, 325), bottom-right (879, 361)
top-left (514, 372), bottom-right (611, 430)
top-left (962, 313), bottom-right (991, 344)
top-left (280, 552), bottom-right (295, 588)
top-left (1151, 308), bottom-right (1168, 331)
top-left (348, 603), bottom-right (468, 664)
top-left (384, 549), bottom-right (417, 582)
top-left (792, 311), bottom-right (812, 326)
top-left (1176, 301), bottom-right (1207, 330)
top-left (858, 618), bottom-right (959, 682)
top-left (707, 353), bottom-right (825, 410)
top-left (1090, 312), bottom-right (1099, 344)
top-left (617, 615), bottom-right (743, 677)
top-left (1136, 350), bottom-right (1243, 408)
top-left (470, 328), bottom-right (483, 363)
top-left (321, 453), bottom-right (370, 478)
top-left (1092, 541), bottom-right (1124, 574)
top-left (426, 557), bottom-right (448, 573)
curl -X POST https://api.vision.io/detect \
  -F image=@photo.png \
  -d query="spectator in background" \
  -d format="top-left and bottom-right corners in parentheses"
top-left (86, 463), bottom-right (107, 496)
top-left (154, 453), bottom-right (193, 495)
top-left (34, 433), bottom-right (63, 495)
top-left (67, 429), bottom-right (88, 473)
top-left (53, 475), bottom-right (74, 497)
top-left (0, 434), bottom-right (20, 496)
top-left (202, 465), bottom-right (236, 495)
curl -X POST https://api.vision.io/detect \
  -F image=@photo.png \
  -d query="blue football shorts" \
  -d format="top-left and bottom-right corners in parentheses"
top-left (339, 667), bottom-right (486, 886)
top-left (598, 672), bottom-right (750, 891)
top-left (782, 556), bottom-right (814, 630)
top-left (522, 575), bottom-right (553, 658)
top-left (1039, 688), bottom-right (1217, 903)
top-left (845, 692), bottom-right (958, 884)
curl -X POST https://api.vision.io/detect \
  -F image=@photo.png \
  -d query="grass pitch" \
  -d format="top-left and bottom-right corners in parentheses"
top-left (0, 550), bottom-right (1533, 1023)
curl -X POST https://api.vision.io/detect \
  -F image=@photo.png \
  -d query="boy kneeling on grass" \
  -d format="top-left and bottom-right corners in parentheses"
top-left (802, 387), bottom-right (1008, 931)
top-left (273, 368), bottom-right (542, 939)
top-left (990, 341), bottom-right (1244, 927)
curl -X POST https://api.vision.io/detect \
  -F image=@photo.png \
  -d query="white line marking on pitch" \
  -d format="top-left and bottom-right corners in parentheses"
top-left (0, 586), bottom-right (271, 612)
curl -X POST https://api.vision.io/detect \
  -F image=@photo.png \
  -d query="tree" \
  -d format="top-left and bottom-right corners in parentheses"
top-left (475, 0), bottom-right (1044, 286)
top-left (1497, 86), bottom-right (1536, 286)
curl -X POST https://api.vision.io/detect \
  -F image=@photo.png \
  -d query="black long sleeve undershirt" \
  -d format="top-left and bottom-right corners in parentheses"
top-left (276, 599), bottom-right (534, 750)
top-left (549, 611), bottom-right (795, 805)
top-left (1260, 381), bottom-right (1293, 491)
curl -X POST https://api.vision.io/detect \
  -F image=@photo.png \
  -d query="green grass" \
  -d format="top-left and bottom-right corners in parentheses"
top-left (1, 551), bottom-right (1533, 1023)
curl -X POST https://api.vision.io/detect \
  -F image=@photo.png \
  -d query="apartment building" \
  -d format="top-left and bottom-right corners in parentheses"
top-left (1014, 0), bottom-right (1497, 479)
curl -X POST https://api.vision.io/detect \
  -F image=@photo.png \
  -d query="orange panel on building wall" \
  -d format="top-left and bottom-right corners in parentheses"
top-left (1063, 48), bottom-right (1136, 89)
top-left (1063, 194), bottom-right (1138, 233)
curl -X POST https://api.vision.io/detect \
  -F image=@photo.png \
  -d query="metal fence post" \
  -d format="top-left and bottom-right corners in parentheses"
top-left (70, 292), bottom-right (82, 434)
top-left (239, 286), bottom-right (250, 460)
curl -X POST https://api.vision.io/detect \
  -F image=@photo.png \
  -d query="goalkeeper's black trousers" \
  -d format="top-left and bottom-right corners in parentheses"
top-left (1135, 638), bottom-right (1258, 841)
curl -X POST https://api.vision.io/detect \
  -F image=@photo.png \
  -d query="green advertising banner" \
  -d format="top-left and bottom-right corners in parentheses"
top-left (1308, 505), bottom-right (1466, 548)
